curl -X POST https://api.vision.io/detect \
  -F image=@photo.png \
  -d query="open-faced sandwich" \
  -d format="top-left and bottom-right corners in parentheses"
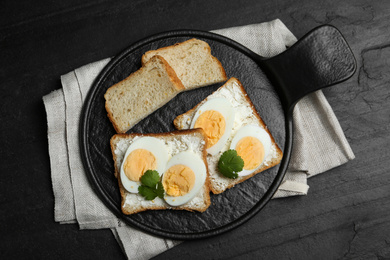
top-left (110, 129), bottom-right (211, 214)
top-left (174, 77), bottom-right (283, 194)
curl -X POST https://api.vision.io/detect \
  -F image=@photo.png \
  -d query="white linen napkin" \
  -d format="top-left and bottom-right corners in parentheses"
top-left (43, 19), bottom-right (355, 259)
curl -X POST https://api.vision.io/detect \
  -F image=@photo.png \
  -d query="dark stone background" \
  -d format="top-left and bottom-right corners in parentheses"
top-left (1, 0), bottom-right (389, 259)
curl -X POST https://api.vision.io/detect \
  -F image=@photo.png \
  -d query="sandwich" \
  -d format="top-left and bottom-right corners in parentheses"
top-left (110, 129), bottom-right (211, 214)
top-left (173, 77), bottom-right (283, 194)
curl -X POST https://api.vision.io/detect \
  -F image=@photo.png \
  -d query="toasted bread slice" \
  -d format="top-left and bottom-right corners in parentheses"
top-left (173, 77), bottom-right (283, 194)
top-left (142, 38), bottom-right (227, 90)
top-left (110, 129), bottom-right (211, 214)
top-left (104, 55), bottom-right (184, 133)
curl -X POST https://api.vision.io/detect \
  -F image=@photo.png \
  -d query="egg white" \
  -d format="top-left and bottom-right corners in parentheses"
top-left (120, 136), bottom-right (169, 193)
top-left (230, 125), bottom-right (271, 177)
top-left (163, 151), bottom-right (207, 206)
top-left (190, 97), bottom-right (235, 156)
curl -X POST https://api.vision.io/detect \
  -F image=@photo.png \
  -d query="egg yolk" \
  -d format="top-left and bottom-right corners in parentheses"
top-left (123, 149), bottom-right (157, 181)
top-left (236, 137), bottom-right (265, 170)
top-left (162, 165), bottom-right (195, 197)
top-left (194, 110), bottom-right (226, 149)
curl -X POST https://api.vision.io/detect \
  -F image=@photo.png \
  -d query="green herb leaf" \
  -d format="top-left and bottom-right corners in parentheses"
top-left (140, 170), bottom-right (160, 188)
top-left (156, 181), bottom-right (165, 199)
top-left (138, 170), bottom-right (165, 200)
top-left (218, 149), bottom-right (244, 179)
top-left (138, 185), bottom-right (158, 200)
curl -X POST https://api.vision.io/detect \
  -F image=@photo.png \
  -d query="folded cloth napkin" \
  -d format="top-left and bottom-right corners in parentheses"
top-left (43, 19), bottom-right (355, 259)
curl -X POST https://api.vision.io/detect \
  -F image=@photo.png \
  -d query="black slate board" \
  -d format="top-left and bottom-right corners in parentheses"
top-left (80, 27), bottom-right (356, 239)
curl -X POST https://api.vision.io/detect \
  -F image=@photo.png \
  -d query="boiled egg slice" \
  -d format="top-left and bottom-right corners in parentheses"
top-left (230, 125), bottom-right (271, 177)
top-left (120, 136), bottom-right (169, 193)
top-left (190, 97), bottom-right (235, 155)
top-left (162, 151), bottom-right (207, 206)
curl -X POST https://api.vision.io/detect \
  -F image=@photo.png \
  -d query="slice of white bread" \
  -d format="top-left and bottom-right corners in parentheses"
top-left (104, 55), bottom-right (185, 133)
top-left (173, 77), bottom-right (283, 194)
top-left (142, 38), bottom-right (227, 90)
top-left (110, 129), bottom-right (211, 215)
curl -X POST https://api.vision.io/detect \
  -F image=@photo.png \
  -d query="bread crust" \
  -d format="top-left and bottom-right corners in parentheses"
top-left (173, 77), bottom-right (283, 194)
top-left (157, 55), bottom-right (185, 92)
top-left (110, 128), bottom-right (211, 214)
top-left (141, 38), bottom-right (205, 65)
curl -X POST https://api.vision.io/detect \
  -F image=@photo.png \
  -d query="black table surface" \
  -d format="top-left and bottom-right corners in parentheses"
top-left (1, 0), bottom-right (389, 259)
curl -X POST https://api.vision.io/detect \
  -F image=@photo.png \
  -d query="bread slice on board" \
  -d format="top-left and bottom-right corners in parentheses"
top-left (173, 77), bottom-right (283, 194)
top-left (142, 38), bottom-right (227, 90)
top-left (104, 55), bottom-right (184, 133)
top-left (110, 129), bottom-right (211, 215)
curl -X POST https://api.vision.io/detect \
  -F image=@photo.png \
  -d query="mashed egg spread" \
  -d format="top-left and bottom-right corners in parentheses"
top-left (123, 149), bottom-right (157, 181)
top-left (162, 164), bottom-right (195, 196)
top-left (194, 110), bottom-right (226, 149)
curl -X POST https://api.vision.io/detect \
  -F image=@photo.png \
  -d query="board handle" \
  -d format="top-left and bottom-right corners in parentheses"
top-left (260, 25), bottom-right (356, 115)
